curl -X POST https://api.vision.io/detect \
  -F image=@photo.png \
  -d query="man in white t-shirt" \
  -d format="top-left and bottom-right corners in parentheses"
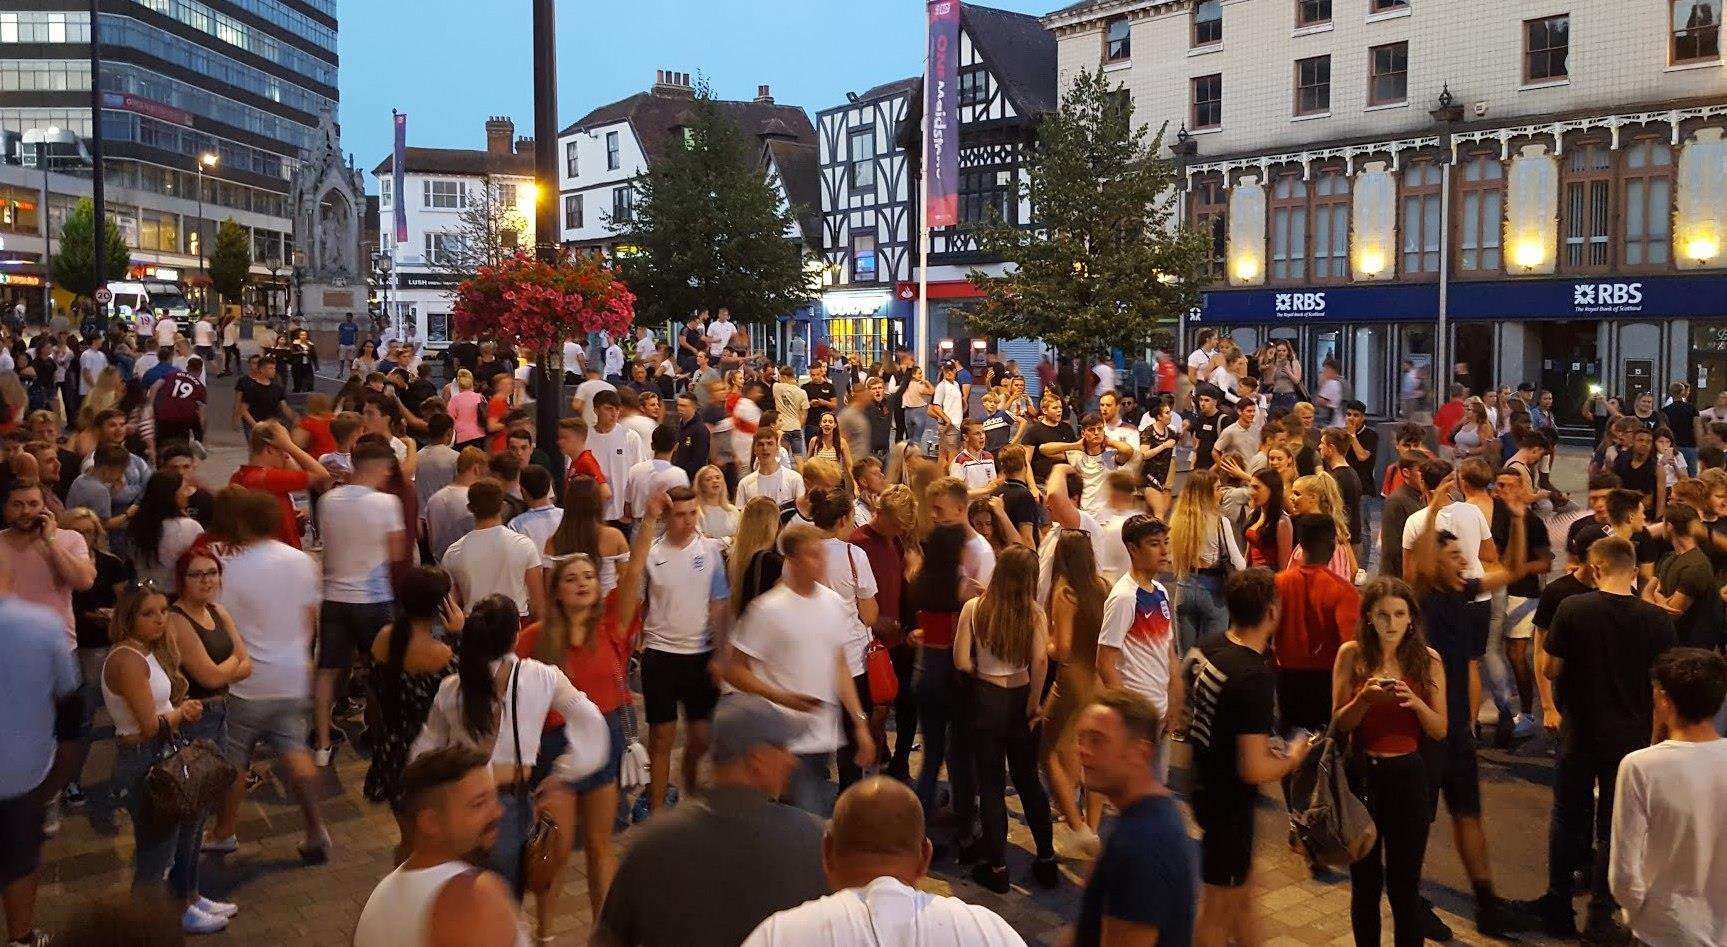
top-left (627, 488), bottom-right (731, 811)
top-left (1401, 463), bottom-right (1494, 603)
top-left (192, 315), bottom-right (217, 360)
top-left (736, 429), bottom-right (806, 510)
top-left (948, 419), bottom-right (997, 490)
top-left (584, 388), bottom-right (645, 524)
top-left (154, 312), bottom-right (178, 349)
top-left (1316, 358), bottom-right (1346, 427)
top-left (1098, 391), bottom-right (1139, 460)
top-left (78, 337), bottom-right (107, 396)
top-left (927, 476), bottom-right (994, 598)
top-left (1098, 515), bottom-right (1184, 758)
top-left (602, 334), bottom-right (625, 383)
top-left (773, 364), bottom-right (811, 456)
top-left (572, 369), bottom-right (617, 426)
top-left (707, 309), bottom-right (738, 358)
top-left (810, 489), bottom-right (880, 793)
top-left (623, 424), bottom-right (690, 523)
top-left (442, 480), bottom-right (545, 619)
top-left (312, 441), bottom-right (408, 766)
top-left (1185, 329), bottom-right (1218, 385)
top-left (724, 522), bottom-right (875, 814)
top-left (1091, 354), bottom-right (1116, 406)
top-left (929, 362), bottom-right (967, 453)
top-left (1037, 413), bottom-right (1136, 516)
top-left (742, 777), bottom-right (1023, 947)
top-left (213, 488), bottom-right (330, 861)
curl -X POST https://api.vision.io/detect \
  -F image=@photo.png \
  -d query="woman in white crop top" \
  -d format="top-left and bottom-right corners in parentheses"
top-left (952, 545), bottom-right (1056, 893)
top-left (409, 595), bottom-right (608, 938)
top-left (102, 586), bottom-right (238, 935)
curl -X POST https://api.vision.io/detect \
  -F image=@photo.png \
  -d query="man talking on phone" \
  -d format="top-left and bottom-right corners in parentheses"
top-left (0, 480), bottom-right (97, 643)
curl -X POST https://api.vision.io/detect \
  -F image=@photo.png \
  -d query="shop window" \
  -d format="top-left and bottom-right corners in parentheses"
top-left (1191, 175), bottom-right (1229, 281)
top-left (1562, 142), bottom-right (1614, 272)
top-left (1672, 0), bottom-right (1720, 64)
top-left (1457, 155), bottom-right (1504, 273)
top-left (1269, 171), bottom-right (1309, 282)
top-left (1311, 170), bottom-right (1350, 282)
top-left (1400, 161), bottom-right (1442, 275)
top-left (1193, 0), bottom-right (1221, 46)
top-left (1621, 139), bottom-right (1673, 268)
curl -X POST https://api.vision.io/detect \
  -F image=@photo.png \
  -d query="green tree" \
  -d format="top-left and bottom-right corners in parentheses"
top-left (614, 86), bottom-right (815, 326)
top-left (209, 218), bottom-right (253, 312)
top-left (965, 67), bottom-right (1206, 358)
top-left (50, 197), bottom-right (131, 299)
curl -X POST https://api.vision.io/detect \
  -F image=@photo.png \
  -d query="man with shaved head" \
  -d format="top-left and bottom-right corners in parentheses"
top-left (742, 777), bottom-right (1023, 946)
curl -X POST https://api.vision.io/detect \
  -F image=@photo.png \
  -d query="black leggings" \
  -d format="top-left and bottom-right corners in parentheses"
top-left (1347, 751), bottom-right (1433, 947)
top-left (888, 642), bottom-right (918, 773)
top-left (971, 680), bottom-right (1054, 867)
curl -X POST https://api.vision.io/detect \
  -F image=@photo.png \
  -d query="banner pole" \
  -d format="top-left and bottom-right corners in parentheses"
top-left (917, 3), bottom-right (932, 373)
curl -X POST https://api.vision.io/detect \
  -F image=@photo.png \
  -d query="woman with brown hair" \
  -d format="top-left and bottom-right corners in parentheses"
top-left (954, 544), bottom-right (1056, 892)
top-left (729, 496), bottom-right (785, 614)
top-left (1451, 398), bottom-right (1495, 462)
top-left (1332, 578), bottom-right (1448, 947)
top-left (544, 475), bottom-right (630, 597)
top-left (1039, 529), bottom-right (1109, 855)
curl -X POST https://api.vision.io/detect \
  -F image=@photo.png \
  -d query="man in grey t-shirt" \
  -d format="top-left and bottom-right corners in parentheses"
top-left (1212, 401), bottom-right (1262, 467)
top-left (593, 695), bottom-right (825, 947)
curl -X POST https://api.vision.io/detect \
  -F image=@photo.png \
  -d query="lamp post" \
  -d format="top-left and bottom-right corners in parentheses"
top-left (23, 127), bottom-right (77, 323)
top-left (194, 151), bottom-right (217, 312)
top-left (268, 260), bottom-right (284, 321)
top-left (1430, 84), bottom-right (1465, 414)
top-left (531, 0), bottom-right (562, 456)
top-left (376, 251), bottom-right (395, 340)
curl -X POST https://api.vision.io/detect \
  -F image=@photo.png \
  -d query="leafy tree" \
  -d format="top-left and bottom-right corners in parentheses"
top-left (433, 175), bottom-right (532, 279)
top-left (50, 197), bottom-right (131, 299)
top-left (614, 85), bottom-right (815, 325)
top-left (209, 218), bottom-right (253, 313)
top-left (965, 67), bottom-right (1206, 358)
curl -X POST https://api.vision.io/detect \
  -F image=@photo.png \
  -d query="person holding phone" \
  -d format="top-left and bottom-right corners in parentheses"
top-left (0, 479), bottom-right (97, 641)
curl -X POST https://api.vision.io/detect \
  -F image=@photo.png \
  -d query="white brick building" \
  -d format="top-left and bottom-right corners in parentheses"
top-left (1047, 0), bottom-right (1727, 425)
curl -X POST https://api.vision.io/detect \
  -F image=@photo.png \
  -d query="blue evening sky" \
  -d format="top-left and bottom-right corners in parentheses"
top-left (335, 0), bottom-right (1054, 187)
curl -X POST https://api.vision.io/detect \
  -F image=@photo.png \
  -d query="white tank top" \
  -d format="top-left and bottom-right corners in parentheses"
top-left (101, 644), bottom-right (173, 737)
top-left (353, 862), bottom-right (531, 947)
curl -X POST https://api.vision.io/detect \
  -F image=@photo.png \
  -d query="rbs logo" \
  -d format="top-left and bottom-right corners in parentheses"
top-left (1573, 282), bottom-right (1644, 308)
top-left (1275, 292), bottom-right (1327, 313)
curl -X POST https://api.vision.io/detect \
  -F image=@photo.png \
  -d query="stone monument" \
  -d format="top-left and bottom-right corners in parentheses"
top-left (291, 109), bottom-right (367, 329)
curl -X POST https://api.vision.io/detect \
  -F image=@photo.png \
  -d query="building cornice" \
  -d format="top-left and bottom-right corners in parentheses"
top-left (1041, 0), bottom-right (1178, 36)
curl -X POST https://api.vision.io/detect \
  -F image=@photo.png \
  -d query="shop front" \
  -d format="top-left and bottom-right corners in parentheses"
top-left (819, 287), bottom-right (910, 367)
top-left (1197, 274), bottom-right (1727, 423)
top-left (0, 269), bottom-right (46, 322)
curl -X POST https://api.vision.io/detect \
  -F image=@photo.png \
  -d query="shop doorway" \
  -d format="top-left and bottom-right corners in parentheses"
top-left (1535, 321), bottom-right (1601, 429)
top-left (1453, 324), bottom-right (1493, 396)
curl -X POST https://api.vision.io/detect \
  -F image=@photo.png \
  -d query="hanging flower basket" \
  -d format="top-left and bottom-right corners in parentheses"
top-left (451, 250), bottom-right (635, 351)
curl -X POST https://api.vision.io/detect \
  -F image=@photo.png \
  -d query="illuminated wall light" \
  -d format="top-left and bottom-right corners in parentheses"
top-left (1511, 239), bottom-right (1546, 271)
top-left (1358, 249), bottom-right (1387, 277)
top-left (1231, 256), bottom-right (1260, 281)
top-left (1686, 235), bottom-right (1720, 265)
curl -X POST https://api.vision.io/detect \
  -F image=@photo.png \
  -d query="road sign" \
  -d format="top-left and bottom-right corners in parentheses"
top-left (95, 287), bottom-right (113, 305)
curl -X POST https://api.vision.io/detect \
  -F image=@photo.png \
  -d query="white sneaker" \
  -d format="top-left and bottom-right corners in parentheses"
top-left (1059, 826), bottom-right (1102, 861)
top-left (181, 904), bottom-right (229, 935)
top-left (312, 746), bottom-right (334, 767)
top-left (1512, 712), bottom-right (1538, 740)
top-left (195, 896), bottom-right (239, 918)
top-left (200, 834), bottom-right (238, 854)
top-left (41, 795), bottom-right (61, 837)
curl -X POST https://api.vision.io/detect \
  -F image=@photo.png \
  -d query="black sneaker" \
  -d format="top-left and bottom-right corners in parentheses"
top-left (970, 862), bottom-right (1010, 894)
top-left (1499, 894), bottom-right (1576, 939)
top-left (63, 780), bottom-right (85, 804)
top-left (954, 834), bottom-right (984, 865)
top-left (1419, 899), bottom-right (1454, 942)
top-left (1031, 856), bottom-right (1060, 889)
top-left (1581, 915), bottom-right (1632, 946)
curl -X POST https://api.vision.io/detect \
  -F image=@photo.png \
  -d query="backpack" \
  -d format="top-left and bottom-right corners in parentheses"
top-left (1287, 725), bottom-right (1378, 870)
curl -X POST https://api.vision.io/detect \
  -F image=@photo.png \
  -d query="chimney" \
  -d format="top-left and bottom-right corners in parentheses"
top-left (515, 135), bottom-right (534, 154)
top-left (651, 69), bottom-right (695, 98)
top-left (484, 116), bottom-right (514, 155)
top-left (755, 84), bottom-right (774, 104)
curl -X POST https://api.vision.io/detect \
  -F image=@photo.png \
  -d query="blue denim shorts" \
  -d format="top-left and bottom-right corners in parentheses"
top-left (220, 695), bottom-right (309, 766)
top-left (533, 708), bottom-right (626, 794)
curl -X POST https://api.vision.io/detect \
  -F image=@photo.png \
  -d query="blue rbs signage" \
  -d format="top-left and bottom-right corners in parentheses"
top-left (1197, 275), bottom-right (1727, 325)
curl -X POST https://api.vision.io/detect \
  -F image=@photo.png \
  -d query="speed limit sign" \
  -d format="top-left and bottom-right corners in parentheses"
top-left (95, 287), bottom-right (113, 305)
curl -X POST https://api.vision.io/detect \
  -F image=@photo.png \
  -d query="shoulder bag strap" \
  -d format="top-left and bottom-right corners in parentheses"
top-left (846, 544), bottom-right (863, 623)
top-left (508, 659), bottom-right (524, 790)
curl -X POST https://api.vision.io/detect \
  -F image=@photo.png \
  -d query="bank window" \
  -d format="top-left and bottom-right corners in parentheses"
top-left (1192, 175), bottom-right (1229, 281)
top-left (1192, 0), bottom-right (1221, 46)
top-left (1524, 15), bottom-right (1570, 83)
top-left (1106, 17), bottom-right (1131, 61)
top-left (1191, 74), bottom-right (1222, 129)
top-left (564, 193), bottom-right (583, 230)
top-left (605, 131), bottom-right (620, 171)
top-left (1457, 155), bottom-right (1504, 273)
top-left (1621, 139), bottom-right (1673, 268)
top-left (849, 128), bottom-right (876, 192)
top-left (1295, 56), bottom-right (1330, 116)
top-left (1369, 42), bottom-right (1407, 105)
top-left (1400, 161), bottom-right (1442, 274)
top-left (1311, 170), bottom-right (1350, 282)
top-left (960, 169), bottom-right (1012, 225)
top-left (1297, 0), bottom-right (1331, 27)
top-left (1672, 0), bottom-right (1720, 64)
top-left (1269, 171), bottom-right (1309, 282)
top-left (423, 179), bottom-right (462, 209)
top-left (852, 232), bottom-right (878, 282)
top-left (1563, 142), bottom-right (1614, 271)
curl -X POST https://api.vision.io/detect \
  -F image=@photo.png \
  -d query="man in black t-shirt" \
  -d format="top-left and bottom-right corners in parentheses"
top-left (234, 355), bottom-right (291, 433)
top-left (1649, 504), bottom-right (1723, 650)
top-left (1014, 390), bottom-right (1076, 484)
top-left (1490, 467), bottom-right (1553, 741)
top-left (993, 444), bottom-right (1042, 545)
top-left (1181, 568), bottom-right (1310, 947)
top-left (1320, 428), bottom-right (1364, 562)
top-left (1187, 386), bottom-right (1232, 473)
top-left (1663, 381), bottom-right (1699, 469)
top-left (1612, 427), bottom-right (1660, 510)
top-left (1341, 400), bottom-right (1379, 492)
top-left (1517, 536), bottom-right (1676, 941)
top-left (800, 361), bottom-right (837, 436)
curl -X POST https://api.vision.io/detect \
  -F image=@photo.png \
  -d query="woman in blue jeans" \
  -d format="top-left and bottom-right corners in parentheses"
top-left (1168, 470), bottom-right (1245, 652)
top-left (102, 586), bottom-right (238, 935)
top-left (910, 524), bottom-right (977, 853)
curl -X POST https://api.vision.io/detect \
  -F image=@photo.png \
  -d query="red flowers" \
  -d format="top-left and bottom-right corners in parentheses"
top-left (452, 250), bottom-right (636, 350)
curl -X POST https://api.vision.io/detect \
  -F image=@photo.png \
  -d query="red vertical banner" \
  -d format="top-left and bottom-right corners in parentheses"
top-left (925, 0), bottom-right (961, 228)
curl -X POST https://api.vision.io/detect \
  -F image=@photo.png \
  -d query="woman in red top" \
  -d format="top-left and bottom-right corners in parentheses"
top-left (514, 514), bottom-right (654, 918)
top-left (1330, 579), bottom-right (1448, 947)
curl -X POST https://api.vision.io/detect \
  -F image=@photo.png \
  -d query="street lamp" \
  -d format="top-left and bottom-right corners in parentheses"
top-left (22, 127), bottom-right (77, 322)
top-left (375, 251), bottom-right (395, 339)
top-left (194, 151), bottom-right (217, 312)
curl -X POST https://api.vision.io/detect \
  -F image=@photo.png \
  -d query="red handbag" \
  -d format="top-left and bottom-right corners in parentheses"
top-left (846, 545), bottom-right (898, 705)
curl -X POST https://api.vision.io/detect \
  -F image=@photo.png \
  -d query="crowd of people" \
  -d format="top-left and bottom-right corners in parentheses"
top-left (1, 308), bottom-right (1724, 947)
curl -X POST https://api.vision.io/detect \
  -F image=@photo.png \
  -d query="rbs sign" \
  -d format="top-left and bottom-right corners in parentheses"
top-left (1275, 292), bottom-right (1327, 315)
top-left (1572, 282), bottom-right (1644, 313)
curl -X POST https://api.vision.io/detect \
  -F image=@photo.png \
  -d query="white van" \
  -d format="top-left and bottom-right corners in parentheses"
top-left (106, 280), bottom-right (193, 335)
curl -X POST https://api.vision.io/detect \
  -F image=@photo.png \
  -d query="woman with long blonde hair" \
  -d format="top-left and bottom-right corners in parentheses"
top-left (1450, 398), bottom-right (1494, 462)
top-left (692, 464), bottom-right (739, 541)
top-left (1291, 472), bottom-right (1358, 581)
top-left (729, 496), bottom-right (784, 614)
top-left (953, 544), bottom-right (1055, 892)
top-left (1169, 468), bottom-right (1244, 648)
top-left (1332, 579), bottom-right (1447, 947)
top-left (84, 365), bottom-right (125, 416)
top-left (447, 368), bottom-right (487, 450)
top-left (1040, 529), bottom-right (1109, 852)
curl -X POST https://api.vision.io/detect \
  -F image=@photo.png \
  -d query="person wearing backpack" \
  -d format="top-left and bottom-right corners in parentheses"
top-left (1181, 567), bottom-right (1313, 947)
top-left (1331, 579), bottom-right (1448, 947)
